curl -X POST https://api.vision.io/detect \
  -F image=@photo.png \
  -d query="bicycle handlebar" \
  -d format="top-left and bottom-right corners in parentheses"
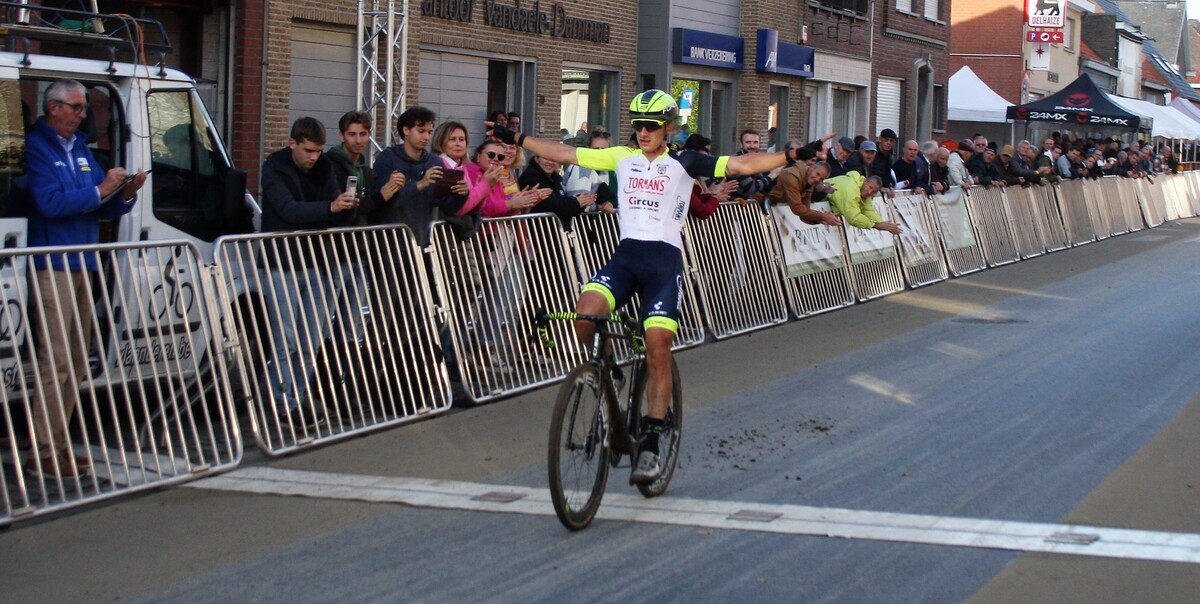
top-left (533, 307), bottom-right (644, 353)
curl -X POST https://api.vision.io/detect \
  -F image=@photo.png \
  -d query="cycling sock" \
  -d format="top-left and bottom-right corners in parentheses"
top-left (641, 416), bottom-right (664, 455)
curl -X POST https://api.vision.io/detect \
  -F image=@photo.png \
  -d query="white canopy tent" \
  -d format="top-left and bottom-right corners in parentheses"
top-left (1110, 96), bottom-right (1200, 139)
top-left (1169, 97), bottom-right (1200, 125)
top-left (948, 66), bottom-right (1013, 123)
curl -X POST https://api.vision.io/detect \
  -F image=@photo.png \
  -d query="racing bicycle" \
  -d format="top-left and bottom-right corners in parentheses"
top-left (535, 309), bottom-right (682, 530)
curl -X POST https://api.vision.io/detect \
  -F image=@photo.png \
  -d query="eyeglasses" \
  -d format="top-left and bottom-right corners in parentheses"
top-left (54, 100), bottom-right (87, 114)
top-left (485, 151), bottom-right (507, 161)
top-left (631, 121), bottom-right (664, 133)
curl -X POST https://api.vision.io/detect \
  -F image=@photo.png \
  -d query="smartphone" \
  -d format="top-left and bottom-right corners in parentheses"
top-left (433, 168), bottom-right (464, 197)
top-left (436, 169), bottom-right (463, 185)
top-left (345, 175), bottom-right (358, 195)
top-left (121, 168), bottom-right (152, 184)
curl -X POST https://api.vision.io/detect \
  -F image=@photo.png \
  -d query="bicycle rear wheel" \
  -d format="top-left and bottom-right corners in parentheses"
top-left (633, 358), bottom-right (683, 498)
top-left (548, 363), bottom-right (611, 530)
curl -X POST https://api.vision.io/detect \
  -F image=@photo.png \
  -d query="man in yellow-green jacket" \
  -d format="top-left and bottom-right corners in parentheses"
top-left (824, 170), bottom-right (902, 235)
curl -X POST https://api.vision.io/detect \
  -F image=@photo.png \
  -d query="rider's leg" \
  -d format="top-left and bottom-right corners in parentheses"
top-left (642, 326), bottom-right (675, 420)
top-left (574, 288), bottom-right (612, 346)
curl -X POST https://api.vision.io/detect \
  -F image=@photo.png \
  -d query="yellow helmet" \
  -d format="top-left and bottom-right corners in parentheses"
top-left (628, 89), bottom-right (678, 123)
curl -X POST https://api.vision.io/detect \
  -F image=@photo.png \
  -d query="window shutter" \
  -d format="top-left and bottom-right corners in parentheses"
top-left (876, 77), bottom-right (902, 137)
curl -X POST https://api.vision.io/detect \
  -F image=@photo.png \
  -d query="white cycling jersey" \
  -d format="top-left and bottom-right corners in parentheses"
top-left (577, 146), bottom-right (728, 250)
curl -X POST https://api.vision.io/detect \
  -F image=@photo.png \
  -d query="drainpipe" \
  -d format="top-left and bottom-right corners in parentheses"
top-left (257, 0), bottom-right (269, 197)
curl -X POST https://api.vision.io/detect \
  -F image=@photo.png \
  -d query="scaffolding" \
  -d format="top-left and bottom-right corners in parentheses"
top-left (356, 0), bottom-right (408, 158)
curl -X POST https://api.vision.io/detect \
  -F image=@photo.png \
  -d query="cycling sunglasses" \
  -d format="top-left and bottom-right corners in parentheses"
top-left (632, 120), bottom-right (665, 133)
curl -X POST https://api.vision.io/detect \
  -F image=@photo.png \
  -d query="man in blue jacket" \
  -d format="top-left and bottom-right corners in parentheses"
top-left (259, 116), bottom-right (362, 431)
top-left (24, 79), bottom-right (147, 479)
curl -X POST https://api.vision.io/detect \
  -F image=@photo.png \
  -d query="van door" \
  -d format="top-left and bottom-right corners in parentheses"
top-left (0, 68), bottom-right (31, 399)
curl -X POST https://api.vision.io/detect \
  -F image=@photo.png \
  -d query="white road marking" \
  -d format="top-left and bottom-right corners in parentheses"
top-left (187, 467), bottom-right (1200, 564)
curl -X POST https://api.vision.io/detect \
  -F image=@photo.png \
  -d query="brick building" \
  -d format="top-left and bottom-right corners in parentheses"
top-left (872, 0), bottom-right (951, 142)
top-left (793, 1), bottom-right (874, 146)
top-left (949, 0), bottom-right (1024, 104)
top-left (226, 0), bottom-right (638, 190)
top-left (413, 1), bottom-right (639, 147)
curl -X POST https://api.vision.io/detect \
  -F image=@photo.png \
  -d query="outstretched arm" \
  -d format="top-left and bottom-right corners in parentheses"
top-left (488, 122), bottom-right (579, 165)
top-left (725, 150), bottom-right (795, 176)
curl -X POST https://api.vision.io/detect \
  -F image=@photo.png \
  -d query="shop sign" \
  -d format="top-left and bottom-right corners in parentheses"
top-left (755, 29), bottom-right (814, 78)
top-left (420, 0), bottom-right (612, 43)
top-left (1025, 0), bottom-right (1065, 29)
top-left (672, 28), bottom-right (744, 69)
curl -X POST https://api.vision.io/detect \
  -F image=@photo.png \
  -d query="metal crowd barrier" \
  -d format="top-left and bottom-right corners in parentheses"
top-left (890, 190), bottom-right (948, 288)
top-left (932, 187), bottom-right (987, 276)
top-left (1, 238), bottom-right (241, 526)
top-left (764, 201), bottom-right (856, 317)
top-left (1115, 177), bottom-right (1147, 232)
top-left (215, 226), bottom-right (452, 454)
top-left (1162, 174), bottom-right (1194, 220)
top-left (1158, 175), bottom-right (1184, 222)
top-left (1004, 185), bottom-right (1048, 258)
top-left (1135, 178), bottom-right (1166, 227)
top-left (1078, 178), bottom-right (1111, 241)
top-left (570, 212), bottom-right (707, 350)
top-left (1186, 171), bottom-right (1200, 216)
top-left (1056, 179), bottom-right (1096, 246)
top-left (844, 194), bottom-right (905, 301)
top-left (684, 202), bottom-right (789, 339)
top-left (1027, 184), bottom-right (1070, 251)
top-left (964, 185), bottom-right (1021, 266)
top-left (1092, 177), bottom-right (1129, 236)
top-left (427, 214), bottom-right (582, 406)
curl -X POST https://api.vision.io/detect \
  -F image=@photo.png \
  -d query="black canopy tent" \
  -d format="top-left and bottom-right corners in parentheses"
top-left (1006, 74), bottom-right (1145, 133)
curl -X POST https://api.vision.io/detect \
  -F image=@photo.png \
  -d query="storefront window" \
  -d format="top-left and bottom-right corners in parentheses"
top-left (769, 85), bottom-right (789, 152)
top-left (561, 68), bottom-right (616, 145)
top-left (832, 88), bottom-right (854, 139)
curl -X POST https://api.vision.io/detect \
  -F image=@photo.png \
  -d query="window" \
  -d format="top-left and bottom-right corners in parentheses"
top-left (810, 0), bottom-right (870, 17)
top-left (932, 85), bottom-right (945, 131)
top-left (7, 80), bottom-right (125, 225)
top-left (561, 68), bottom-right (618, 146)
top-left (831, 88), bottom-right (855, 140)
top-left (1065, 18), bottom-right (1075, 51)
top-left (768, 85), bottom-right (789, 152)
top-left (876, 77), bottom-right (902, 138)
top-left (148, 89), bottom-right (249, 241)
top-left (923, 0), bottom-right (940, 21)
top-left (896, 0), bottom-right (913, 13)
top-left (0, 81), bottom-right (24, 217)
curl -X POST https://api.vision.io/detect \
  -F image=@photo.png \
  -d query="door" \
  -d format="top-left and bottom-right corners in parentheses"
top-left (290, 23), bottom-right (357, 145)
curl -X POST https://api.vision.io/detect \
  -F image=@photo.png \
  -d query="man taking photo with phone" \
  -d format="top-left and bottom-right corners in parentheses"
top-left (328, 110), bottom-right (385, 226)
top-left (371, 106), bottom-right (443, 245)
top-left (259, 116), bottom-right (363, 432)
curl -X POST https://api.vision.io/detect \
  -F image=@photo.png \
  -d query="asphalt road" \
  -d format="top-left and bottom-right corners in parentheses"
top-left (3, 219), bottom-right (1200, 603)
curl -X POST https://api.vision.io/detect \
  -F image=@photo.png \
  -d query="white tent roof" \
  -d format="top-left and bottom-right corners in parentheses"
top-left (1110, 96), bottom-right (1200, 139)
top-left (1168, 98), bottom-right (1200, 130)
top-left (948, 65), bottom-right (1013, 123)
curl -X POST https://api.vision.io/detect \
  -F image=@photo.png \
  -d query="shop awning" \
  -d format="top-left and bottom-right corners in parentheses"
top-left (1006, 74), bottom-right (1141, 131)
top-left (948, 66), bottom-right (1013, 123)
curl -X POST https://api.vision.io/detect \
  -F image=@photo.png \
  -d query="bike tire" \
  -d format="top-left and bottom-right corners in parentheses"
top-left (633, 357), bottom-right (683, 498)
top-left (548, 363), bottom-right (611, 530)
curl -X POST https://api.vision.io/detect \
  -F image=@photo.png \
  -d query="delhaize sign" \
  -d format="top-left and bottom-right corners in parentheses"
top-left (1026, 0), bottom-right (1066, 28)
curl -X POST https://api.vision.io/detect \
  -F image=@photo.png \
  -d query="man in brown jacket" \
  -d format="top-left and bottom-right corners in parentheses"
top-left (767, 148), bottom-right (840, 226)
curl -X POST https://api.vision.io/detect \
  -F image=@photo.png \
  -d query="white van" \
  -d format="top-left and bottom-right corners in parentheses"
top-left (0, 10), bottom-right (256, 403)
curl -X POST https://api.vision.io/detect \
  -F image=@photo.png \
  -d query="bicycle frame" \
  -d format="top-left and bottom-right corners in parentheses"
top-left (537, 310), bottom-right (645, 460)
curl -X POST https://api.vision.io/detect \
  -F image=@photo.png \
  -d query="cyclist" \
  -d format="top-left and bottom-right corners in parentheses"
top-left (489, 90), bottom-right (801, 483)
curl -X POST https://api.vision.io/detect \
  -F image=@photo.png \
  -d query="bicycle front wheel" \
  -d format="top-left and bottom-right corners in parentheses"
top-left (548, 363), bottom-right (611, 530)
top-left (633, 357), bottom-right (683, 498)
